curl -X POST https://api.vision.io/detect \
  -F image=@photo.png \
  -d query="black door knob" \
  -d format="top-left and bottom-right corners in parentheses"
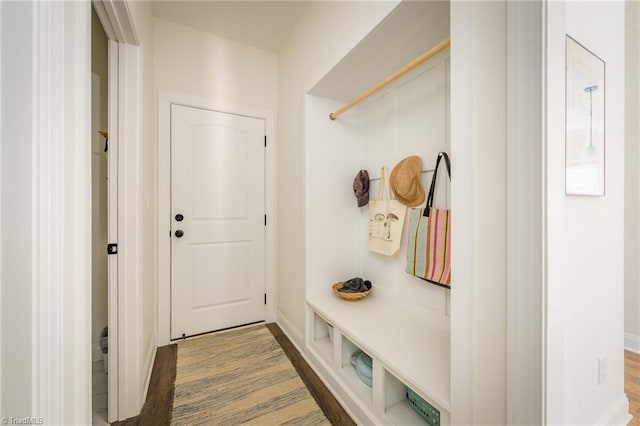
top-left (174, 230), bottom-right (184, 238)
top-left (175, 214), bottom-right (184, 222)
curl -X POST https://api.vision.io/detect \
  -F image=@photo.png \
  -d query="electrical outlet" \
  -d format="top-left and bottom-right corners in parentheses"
top-left (598, 357), bottom-right (607, 384)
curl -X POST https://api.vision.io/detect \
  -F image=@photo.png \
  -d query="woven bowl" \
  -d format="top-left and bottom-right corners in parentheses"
top-left (332, 282), bottom-right (371, 302)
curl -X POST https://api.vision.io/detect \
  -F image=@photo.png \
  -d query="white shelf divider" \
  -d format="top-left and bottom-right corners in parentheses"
top-left (311, 312), bottom-right (334, 364)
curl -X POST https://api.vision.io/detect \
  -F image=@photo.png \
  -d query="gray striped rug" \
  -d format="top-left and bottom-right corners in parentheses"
top-left (171, 325), bottom-right (330, 425)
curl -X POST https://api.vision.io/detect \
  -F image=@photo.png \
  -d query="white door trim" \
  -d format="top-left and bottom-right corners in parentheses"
top-left (106, 39), bottom-right (120, 423)
top-left (31, 1), bottom-right (92, 423)
top-left (158, 91), bottom-right (277, 346)
top-left (0, 2), bottom-right (3, 416)
top-left (449, 3), bottom-right (473, 424)
top-left (506, 2), bottom-right (545, 424)
top-left (27, 0), bottom-right (146, 423)
top-left (113, 40), bottom-right (146, 420)
top-left (92, 0), bottom-right (139, 46)
top-left (94, 1), bottom-right (148, 421)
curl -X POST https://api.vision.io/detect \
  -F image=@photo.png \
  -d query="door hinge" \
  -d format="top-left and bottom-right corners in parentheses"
top-left (107, 243), bottom-right (118, 255)
top-left (264, 215), bottom-right (267, 226)
top-left (264, 293), bottom-right (267, 305)
top-left (264, 135), bottom-right (267, 147)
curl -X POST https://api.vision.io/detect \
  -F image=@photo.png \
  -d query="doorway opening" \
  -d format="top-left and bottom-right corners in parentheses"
top-left (91, 4), bottom-right (110, 424)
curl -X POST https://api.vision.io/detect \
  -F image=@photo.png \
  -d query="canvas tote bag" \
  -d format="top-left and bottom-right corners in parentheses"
top-left (406, 152), bottom-right (451, 287)
top-left (368, 166), bottom-right (407, 256)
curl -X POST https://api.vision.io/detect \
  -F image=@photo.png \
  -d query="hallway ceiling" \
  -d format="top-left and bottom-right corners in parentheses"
top-left (151, 1), bottom-right (309, 53)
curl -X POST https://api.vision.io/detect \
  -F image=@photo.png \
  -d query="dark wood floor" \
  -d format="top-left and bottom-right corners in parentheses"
top-left (112, 344), bottom-right (177, 426)
top-left (627, 350), bottom-right (640, 426)
top-left (116, 345), bottom-right (640, 425)
top-left (112, 322), bottom-right (353, 425)
top-left (265, 323), bottom-right (356, 426)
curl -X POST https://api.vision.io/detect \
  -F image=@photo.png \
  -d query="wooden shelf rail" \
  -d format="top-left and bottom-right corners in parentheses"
top-left (329, 37), bottom-right (451, 121)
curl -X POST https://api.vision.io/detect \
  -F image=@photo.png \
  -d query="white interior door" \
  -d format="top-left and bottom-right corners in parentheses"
top-left (170, 104), bottom-right (266, 339)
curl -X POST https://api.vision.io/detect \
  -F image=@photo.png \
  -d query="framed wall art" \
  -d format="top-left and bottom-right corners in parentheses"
top-left (565, 35), bottom-right (605, 196)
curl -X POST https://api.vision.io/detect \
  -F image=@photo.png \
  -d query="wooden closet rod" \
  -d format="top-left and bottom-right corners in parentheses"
top-left (329, 37), bottom-right (451, 121)
top-left (369, 168), bottom-right (434, 182)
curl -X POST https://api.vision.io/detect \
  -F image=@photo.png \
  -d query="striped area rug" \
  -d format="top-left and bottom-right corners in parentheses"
top-left (171, 325), bottom-right (329, 425)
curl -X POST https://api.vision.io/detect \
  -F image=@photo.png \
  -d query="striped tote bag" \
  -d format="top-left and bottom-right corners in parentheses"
top-left (406, 152), bottom-right (451, 288)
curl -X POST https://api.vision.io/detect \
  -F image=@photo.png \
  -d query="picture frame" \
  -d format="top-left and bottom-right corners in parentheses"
top-left (565, 35), bottom-right (605, 196)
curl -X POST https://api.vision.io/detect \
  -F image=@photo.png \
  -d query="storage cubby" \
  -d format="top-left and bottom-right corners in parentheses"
top-left (340, 335), bottom-right (373, 402)
top-left (385, 369), bottom-right (449, 426)
top-left (311, 312), bottom-right (333, 364)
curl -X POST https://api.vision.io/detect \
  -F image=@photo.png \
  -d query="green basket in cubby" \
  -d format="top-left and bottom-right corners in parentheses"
top-left (405, 386), bottom-right (440, 426)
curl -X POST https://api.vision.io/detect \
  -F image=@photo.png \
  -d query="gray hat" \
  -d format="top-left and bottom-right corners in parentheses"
top-left (353, 170), bottom-right (370, 207)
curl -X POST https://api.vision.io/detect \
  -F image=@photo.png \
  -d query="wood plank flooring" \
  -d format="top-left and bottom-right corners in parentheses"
top-left (112, 343), bottom-right (177, 426)
top-left (627, 350), bottom-right (640, 426)
top-left (112, 323), bottom-right (353, 425)
top-left (112, 336), bottom-right (640, 425)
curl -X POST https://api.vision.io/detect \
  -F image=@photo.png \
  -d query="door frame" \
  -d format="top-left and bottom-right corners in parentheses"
top-left (157, 91), bottom-right (277, 346)
top-left (94, 0), bottom-right (150, 421)
top-left (30, 2), bottom-right (92, 423)
top-left (505, 1), bottom-right (544, 424)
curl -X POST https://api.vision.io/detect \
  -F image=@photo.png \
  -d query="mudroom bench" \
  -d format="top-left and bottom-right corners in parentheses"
top-left (306, 291), bottom-right (450, 425)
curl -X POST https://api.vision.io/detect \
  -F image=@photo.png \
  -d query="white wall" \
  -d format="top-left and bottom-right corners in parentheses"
top-left (355, 55), bottom-right (451, 329)
top-left (1, 1), bottom-right (33, 415)
top-left (546, 2), bottom-right (629, 424)
top-left (153, 18), bottom-right (278, 112)
top-left (277, 0), bottom-right (399, 345)
top-left (625, 0), bottom-right (640, 354)
top-left (304, 95), bottom-right (361, 302)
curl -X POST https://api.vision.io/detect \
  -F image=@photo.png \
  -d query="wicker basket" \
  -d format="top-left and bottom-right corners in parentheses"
top-left (332, 282), bottom-right (371, 301)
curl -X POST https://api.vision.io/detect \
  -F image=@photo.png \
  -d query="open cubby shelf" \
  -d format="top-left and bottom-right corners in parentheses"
top-left (341, 335), bottom-right (373, 401)
top-left (385, 368), bottom-right (451, 426)
top-left (311, 311), bottom-right (334, 362)
top-left (306, 291), bottom-right (450, 425)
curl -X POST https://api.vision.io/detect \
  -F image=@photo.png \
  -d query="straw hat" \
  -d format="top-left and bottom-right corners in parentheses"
top-left (390, 156), bottom-right (425, 207)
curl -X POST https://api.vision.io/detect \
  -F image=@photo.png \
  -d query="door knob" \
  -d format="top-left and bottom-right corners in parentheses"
top-left (175, 214), bottom-right (184, 222)
top-left (174, 230), bottom-right (184, 238)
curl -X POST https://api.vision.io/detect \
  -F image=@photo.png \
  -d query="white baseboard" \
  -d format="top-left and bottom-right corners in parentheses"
top-left (625, 332), bottom-right (640, 354)
top-left (595, 395), bottom-right (632, 426)
top-left (275, 310), bottom-right (304, 348)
